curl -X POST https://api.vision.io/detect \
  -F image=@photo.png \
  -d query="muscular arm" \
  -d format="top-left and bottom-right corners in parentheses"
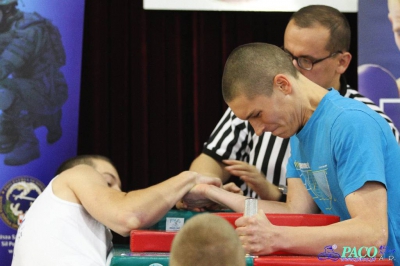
top-left (189, 153), bottom-right (231, 183)
top-left (54, 165), bottom-right (221, 237)
top-left (235, 181), bottom-right (388, 256)
top-left (184, 178), bottom-right (317, 214)
top-left (184, 179), bottom-right (389, 256)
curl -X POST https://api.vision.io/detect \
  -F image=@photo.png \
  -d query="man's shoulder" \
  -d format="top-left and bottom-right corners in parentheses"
top-left (51, 166), bottom-right (95, 205)
top-left (342, 87), bottom-right (396, 119)
top-left (343, 87), bottom-right (373, 102)
top-left (342, 87), bottom-right (385, 112)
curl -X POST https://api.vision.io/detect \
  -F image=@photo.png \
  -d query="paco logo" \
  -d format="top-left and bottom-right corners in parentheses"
top-left (342, 246), bottom-right (378, 258)
top-left (342, 245), bottom-right (395, 262)
top-left (318, 244), bottom-right (396, 262)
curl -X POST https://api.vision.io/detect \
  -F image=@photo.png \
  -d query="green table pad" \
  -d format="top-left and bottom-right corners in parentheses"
top-left (111, 245), bottom-right (254, 266)
top-left (111, 245), bottom-right (169, 266)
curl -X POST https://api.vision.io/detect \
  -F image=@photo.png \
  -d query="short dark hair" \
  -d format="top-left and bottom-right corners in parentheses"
top-left (55, 154), bottom-right (113, 175)
top-left (290, 5), bottom-right (351, 52)
top-left (222, 42), bottom-right (298, 103)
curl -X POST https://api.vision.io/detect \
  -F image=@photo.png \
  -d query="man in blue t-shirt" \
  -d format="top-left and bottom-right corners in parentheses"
top-left (182, 42), bottom-right (400, 263)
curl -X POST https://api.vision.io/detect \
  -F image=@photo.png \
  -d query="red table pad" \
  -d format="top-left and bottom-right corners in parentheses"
top-left (130, 213), bottom-right (340, 252)
top-left (130, 230), bottom-right (176, 252)
top-left (215, 213), bottom-right (340, 228)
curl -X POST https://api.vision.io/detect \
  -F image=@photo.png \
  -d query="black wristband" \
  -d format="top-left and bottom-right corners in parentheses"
top-left (279, 193), bottom-right (287, 202)
top-left (278, 185), bottom-right (287, 202)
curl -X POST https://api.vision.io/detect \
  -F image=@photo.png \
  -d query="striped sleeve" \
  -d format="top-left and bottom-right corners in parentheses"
top-left (202, 108), bottom-right (291, 199)
top-left (202, 108), bottom-right (251, 162)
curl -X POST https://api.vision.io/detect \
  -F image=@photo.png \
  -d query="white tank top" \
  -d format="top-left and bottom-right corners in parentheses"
top-left (12, 178), bottom-right (113, 266)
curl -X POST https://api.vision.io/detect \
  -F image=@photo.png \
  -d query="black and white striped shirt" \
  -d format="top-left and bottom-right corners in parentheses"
top-left (202, 83), bottom-right (400, 198)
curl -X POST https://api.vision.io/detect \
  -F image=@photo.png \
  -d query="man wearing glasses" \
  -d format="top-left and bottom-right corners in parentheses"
top-left (283, 50), bottom-right (342, 72)
top-left (186, 5), bottom-right (400, 204)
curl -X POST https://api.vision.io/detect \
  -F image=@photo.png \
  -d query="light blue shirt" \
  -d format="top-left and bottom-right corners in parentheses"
top-left (286, 89), bottom-right (400, 260)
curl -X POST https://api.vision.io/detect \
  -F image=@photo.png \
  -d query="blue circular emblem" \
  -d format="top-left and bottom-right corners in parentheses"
top-left (0, 176), bottom-right (45, 229)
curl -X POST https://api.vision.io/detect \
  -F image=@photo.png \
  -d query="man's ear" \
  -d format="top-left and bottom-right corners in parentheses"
top-left (337, 52), bottom-right (352, 74)
top-left (274, 74), bottom-right (291, 95)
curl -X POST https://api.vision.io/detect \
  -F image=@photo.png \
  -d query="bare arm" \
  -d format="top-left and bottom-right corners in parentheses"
top-left (224, 159), bottom-right (283, 201)
top-left (190, 153), bottom-right (231, 183)
top-left (175, 153), bottom-right (241, 211)
top-left (55, 166), bottom-right (221, 237)
top-left (183, 178), bottom-right (316, 214)
top-left (235, 181), bottom-right (388, 256)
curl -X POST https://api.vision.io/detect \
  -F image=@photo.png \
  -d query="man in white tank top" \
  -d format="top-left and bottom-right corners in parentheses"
top-left (12, 155), bottom-right (221, 266)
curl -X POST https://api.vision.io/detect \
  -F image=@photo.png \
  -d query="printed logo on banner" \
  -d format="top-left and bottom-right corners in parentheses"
top-left (317, 244), bottom-right (341, 261)
top-left (166, 217), bottom-right (184, 231)
top-left (0, 176), bottom-right (45, 229)
top-left (318, 244), bottom-right (396, 262)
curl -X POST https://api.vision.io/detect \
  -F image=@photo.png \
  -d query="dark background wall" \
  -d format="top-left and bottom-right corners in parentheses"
top-left (78, 0), bottom-right (357, 244)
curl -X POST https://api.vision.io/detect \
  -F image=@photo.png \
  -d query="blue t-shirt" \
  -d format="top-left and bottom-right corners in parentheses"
top-left (286, 89), bottom-right (400, 260)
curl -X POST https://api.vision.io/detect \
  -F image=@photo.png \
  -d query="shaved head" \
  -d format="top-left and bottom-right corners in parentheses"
top-left (222, 42), bottom-right (298, 103)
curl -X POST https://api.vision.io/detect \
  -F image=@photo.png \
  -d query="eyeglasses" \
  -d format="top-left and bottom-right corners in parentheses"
top-left (283, 49), bottom-right (343, 71)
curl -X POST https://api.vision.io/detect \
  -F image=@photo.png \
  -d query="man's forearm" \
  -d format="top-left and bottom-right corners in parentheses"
top-left (256, 181), bottom-right (284, 201)
top-left (189, 153), bottom-right (231, 183)
top-left (272, 218), bottom-right (388, 257)
top-left (200, 184), bottom-right (289, 213)
top-left (108, 172), bottom-right (221, 236)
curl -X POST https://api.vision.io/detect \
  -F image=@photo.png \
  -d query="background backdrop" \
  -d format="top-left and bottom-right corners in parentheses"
top-left (358, 0), bottom-right (400, 78)
top-left (358, 0), bottom-right (400, 130)
top-left (0, 1), bottom-right (84, 264)
top-left (78, 0), bottom-right (358, 244)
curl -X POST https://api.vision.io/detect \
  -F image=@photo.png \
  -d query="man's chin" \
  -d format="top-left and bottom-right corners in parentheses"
top-left (271, 130), bottom-right (292, 139)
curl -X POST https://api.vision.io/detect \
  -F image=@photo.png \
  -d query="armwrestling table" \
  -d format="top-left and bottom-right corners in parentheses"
top-left (109, 210), bottom-right (394, 266)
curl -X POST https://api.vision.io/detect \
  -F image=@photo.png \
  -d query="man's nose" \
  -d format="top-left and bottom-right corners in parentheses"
top-left (250, 121), bottom-right (264, 136)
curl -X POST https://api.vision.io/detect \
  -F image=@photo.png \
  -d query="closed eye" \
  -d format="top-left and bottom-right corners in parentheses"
top-left (253, 111), bottom-right (261, 118)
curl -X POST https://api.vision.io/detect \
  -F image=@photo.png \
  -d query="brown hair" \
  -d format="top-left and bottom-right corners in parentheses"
top-left (222, 42), bottom-right (298, 103)
top-left (170, 213), bottom-right (246, 266)
top-left (290, 5), bottom-right (351, 52)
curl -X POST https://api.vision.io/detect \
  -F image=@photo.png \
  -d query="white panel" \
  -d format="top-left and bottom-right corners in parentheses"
top-left (143, 0), bottom-right (358, 12)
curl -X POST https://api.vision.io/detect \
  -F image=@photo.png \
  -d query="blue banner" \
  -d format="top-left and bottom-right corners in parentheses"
top-left (0, 0), bottom-right (85, 264)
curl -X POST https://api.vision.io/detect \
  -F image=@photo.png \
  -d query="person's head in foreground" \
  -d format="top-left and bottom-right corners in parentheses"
top-left (170, 213), bottom-right (246, 266)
